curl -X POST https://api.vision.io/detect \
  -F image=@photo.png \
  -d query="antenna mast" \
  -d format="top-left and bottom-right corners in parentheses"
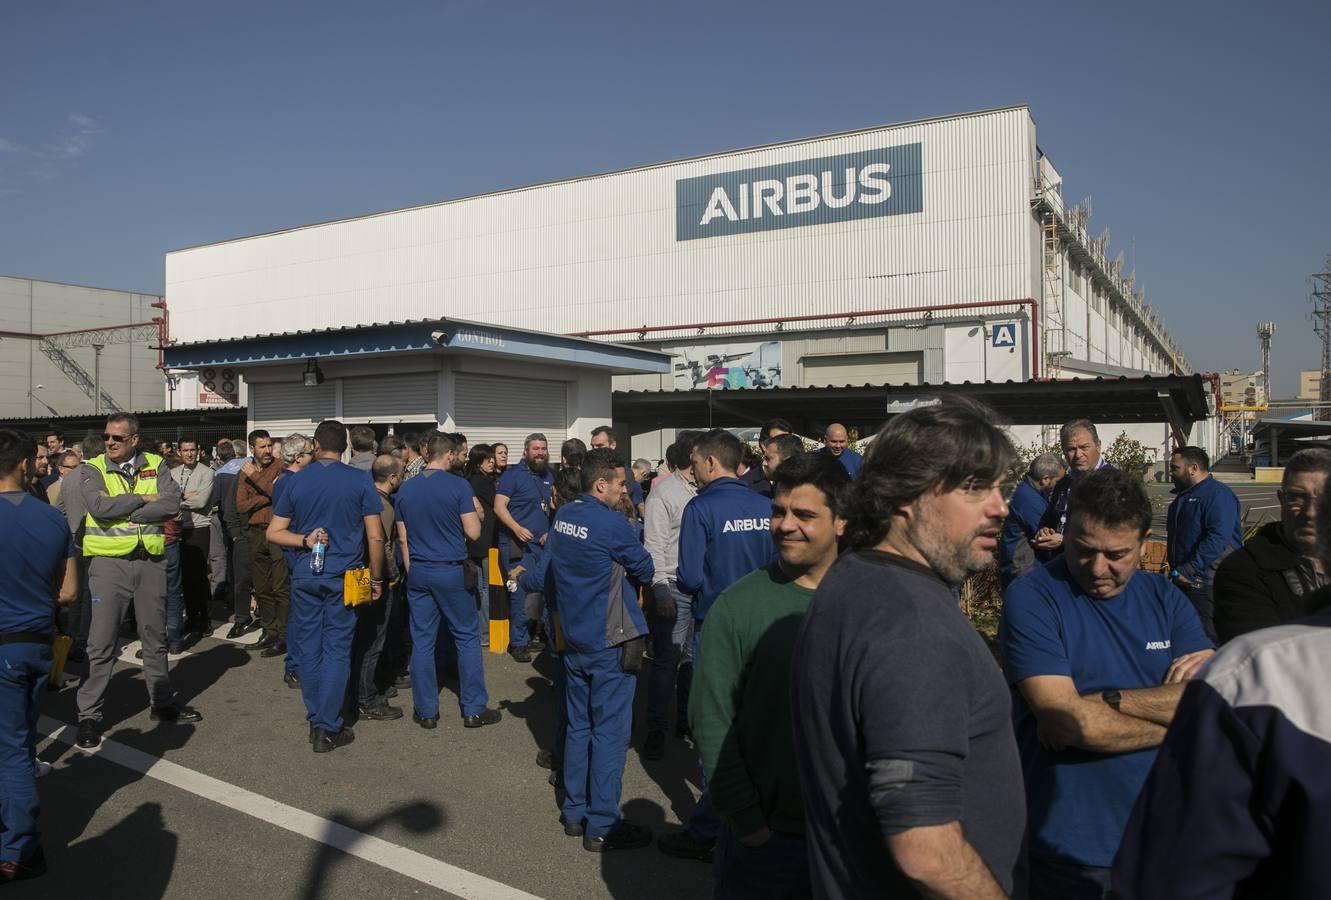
top-left (1312, 256), bottom-right (1331, 421)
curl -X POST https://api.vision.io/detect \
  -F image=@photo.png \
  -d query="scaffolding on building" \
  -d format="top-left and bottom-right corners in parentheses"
top-left (1311, 257), bottom-right (1331, 422)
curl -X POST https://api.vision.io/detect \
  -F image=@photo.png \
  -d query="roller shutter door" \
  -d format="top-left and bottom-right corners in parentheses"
top-left (343, 373), bottom-right (437, 421)
top-left (250, 381), bottom-right (336, 437)
top-left (453, 374), bottom-right (567, 450)
top-left (801, 351), bottom-right (923, 387)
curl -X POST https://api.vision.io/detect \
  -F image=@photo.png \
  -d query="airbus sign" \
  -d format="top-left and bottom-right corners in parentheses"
top-left (676, 143), bottom-right (922, 241)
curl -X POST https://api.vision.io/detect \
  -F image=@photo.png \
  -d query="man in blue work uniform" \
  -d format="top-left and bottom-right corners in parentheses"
top-left (658, 428), bottom-right (777, 862)
top-left (270, 433), bottom-right (312, 689)
top-left (1033, 418), bottom-right (1115, 562)
top-left (493, 432), bottom-right (553, 663)
top-left (999, 452), bottom-right (1066, 588)
top-left (0, 429), bottom-right (77, 884)
top-left (395, 432), bottom-right (502, 730)
top-left (1166, 445), bottom-right (1244, 641)
top-left (545, 448), bottom-right (655, 852)
top-left (590, 427), bottom-right (645, 517)
top-left (816, 423), bottom-right (862, 479)
top-left (267, 420), bottom-right (386, 754)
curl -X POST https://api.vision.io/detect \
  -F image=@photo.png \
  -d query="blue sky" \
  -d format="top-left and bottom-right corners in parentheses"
top-left (2, 1), bottom-right (1328, 395)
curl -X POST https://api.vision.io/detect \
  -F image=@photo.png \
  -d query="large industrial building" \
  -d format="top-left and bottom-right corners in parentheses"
top-left (162, 105), bottom-right (1213, 458)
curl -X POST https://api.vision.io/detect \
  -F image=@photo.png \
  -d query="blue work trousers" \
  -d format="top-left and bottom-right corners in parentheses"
top-left (288, 576), bottom-right (356, 733)
top-left (0, 642), bottom-right (52, 863)
top-left (496, 535), bottom-right (530, 649)
top-left (687, 624), bottom-right (720, 843)
top-left (562, 646), bottom-right (635, 839)
top-left (408, 563), bottom-right (488, 719)
top-left (164, 540), bottom-right (183, 646)
top-left (1029, 858), bottom-right (1109, 900)
top-left (647, 582), bottom-right (694, 731)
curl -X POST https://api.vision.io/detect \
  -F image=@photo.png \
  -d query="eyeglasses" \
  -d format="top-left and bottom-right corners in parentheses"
top-left (102, 433), bottom-right (132, 442)
top-left (957, 476), bottom-right (1010, 499)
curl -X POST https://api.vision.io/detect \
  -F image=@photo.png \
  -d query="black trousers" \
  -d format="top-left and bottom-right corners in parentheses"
top-left (350, 592), bottom-right (392, 707)
top-left (227, 529), bottom-right (253, 621)
top-left (179, 526), bottom-right (213, 625)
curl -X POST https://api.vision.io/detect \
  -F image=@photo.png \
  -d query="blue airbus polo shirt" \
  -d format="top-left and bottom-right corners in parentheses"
top-left (395, 468), bottom-right (476, 564)
top-left (677, 476), bottom-right (777, 622)
top-left (272, 458), bottom-right (381, 579)
top-left (0, 492), bottom-right (74, 634)
top-left (999, 557), bottom-right (1213, 867)
top-left (999, 479), bottom-right (1048, 585)
top-left (495, 460), bottom-right (554, 543)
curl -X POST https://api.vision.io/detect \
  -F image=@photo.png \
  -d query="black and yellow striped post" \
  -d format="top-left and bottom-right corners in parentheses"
top-left (488, 546), bottom-right (509, 653)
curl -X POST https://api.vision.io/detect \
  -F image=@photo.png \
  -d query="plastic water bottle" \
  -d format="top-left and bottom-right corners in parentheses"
top-left (311, 537), bottom-right (327, 574)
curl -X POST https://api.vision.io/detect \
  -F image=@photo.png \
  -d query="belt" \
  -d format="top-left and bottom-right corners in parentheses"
top-left (0, 632), bottom-right (54, 646)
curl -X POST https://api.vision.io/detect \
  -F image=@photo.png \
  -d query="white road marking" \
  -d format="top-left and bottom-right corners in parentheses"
top-left (38, 717), bottom-right (544, 900)
top-left (117, 640), bottom-right (193, 668)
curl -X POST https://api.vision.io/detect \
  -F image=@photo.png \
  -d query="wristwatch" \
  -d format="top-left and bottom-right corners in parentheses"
top-left (1101, 689), bottom-right (1122, 712)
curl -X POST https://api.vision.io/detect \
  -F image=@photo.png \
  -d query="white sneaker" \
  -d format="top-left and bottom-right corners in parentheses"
top-left (34, 760), bottom-right (52, 779)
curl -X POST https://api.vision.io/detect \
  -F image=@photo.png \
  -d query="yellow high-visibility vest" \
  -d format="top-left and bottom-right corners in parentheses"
top-left (83, 452), bottom-right (167, 557)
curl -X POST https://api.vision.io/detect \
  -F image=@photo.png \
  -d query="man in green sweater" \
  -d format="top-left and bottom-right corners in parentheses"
top-left (691, 451), bottom-right (850, 898)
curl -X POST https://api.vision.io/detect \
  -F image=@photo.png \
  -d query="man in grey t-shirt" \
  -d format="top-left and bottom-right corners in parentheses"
top-left (792, 398), bottom-right (1026, 899)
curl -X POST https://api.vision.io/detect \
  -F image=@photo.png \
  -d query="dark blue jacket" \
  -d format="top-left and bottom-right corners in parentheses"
top-left (545, 494), bottom-right (654, 653)
top-left (1167, 475), bottom-right (1244, 585)
top-left (1036, 462), bottom-right (1117, 562)
top-left (999, 478), bottom-right (1048, 587)
top-left (817, 446), bottom-right (863, 479)
top-left (677, 477), bottom-right (777, 622)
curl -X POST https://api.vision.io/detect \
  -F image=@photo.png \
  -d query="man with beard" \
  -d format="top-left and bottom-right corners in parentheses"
top-left (493, 433), bottom-right (554, 662)
top-left (791, 398), bottom-right (1026, 900)
top-left (1165, 446), bottom-right (1243, 640)
top-left (1001, 468), bottom-right (1213, 899)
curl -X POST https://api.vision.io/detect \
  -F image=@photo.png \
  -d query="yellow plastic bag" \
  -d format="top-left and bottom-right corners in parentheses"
top-left (50, 633), bottom-right (73, 685)
top-left (343, 567), bottom-right (373, 607)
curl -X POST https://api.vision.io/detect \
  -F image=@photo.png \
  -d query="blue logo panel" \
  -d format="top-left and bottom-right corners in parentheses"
top-left (992, 323), bottom-right (1018, 347)
top-left (675, 143), bottom-right (923, 242)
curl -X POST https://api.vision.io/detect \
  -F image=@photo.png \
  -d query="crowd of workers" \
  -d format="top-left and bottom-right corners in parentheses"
top-left (0, 405), bottom-right (1327, 899)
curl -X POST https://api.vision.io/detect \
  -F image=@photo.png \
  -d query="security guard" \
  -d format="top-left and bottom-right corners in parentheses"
top-left (659, 427), bottom-right (777, 862)
top-left (75, 414), bottom-right (201, 750)
top-left (545, 448), bottom-right (655, 852)
top-left (267, 420), bottom-right (385, 754)
top-left (395, 432), bottom-right (502, 729)
top-left (0, 430), bottom-right (76, 883)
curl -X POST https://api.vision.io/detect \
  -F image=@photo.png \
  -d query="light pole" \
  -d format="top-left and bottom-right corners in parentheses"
top-left (92, 343), bottom-right (104, 415)
top-left (27, 384), bottom-right (60, 417)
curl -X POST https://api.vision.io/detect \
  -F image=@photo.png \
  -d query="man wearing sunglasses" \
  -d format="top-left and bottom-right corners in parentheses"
top-left (73, 413), bottom-right (202, 750)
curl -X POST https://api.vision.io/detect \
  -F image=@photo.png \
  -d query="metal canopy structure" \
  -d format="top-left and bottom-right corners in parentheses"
top-left (163, 317), bottom-right (671, 375)
top-left (1249, 417), bottom-right (1331, 465)
top-left (613, 375), bottom-right (1214, 443)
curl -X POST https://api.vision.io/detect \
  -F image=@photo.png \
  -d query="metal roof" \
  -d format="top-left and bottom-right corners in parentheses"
top-left (162, 317), bottom-right (672, 375)
top-left (613, 375), bottom-right (1213, 441)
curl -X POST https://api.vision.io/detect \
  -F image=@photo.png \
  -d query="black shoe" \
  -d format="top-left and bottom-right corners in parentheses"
top-left (358, 702), bottom-right (404, 721)
top-left (248, 633), bottom-right (279, 652)
top-left (508, 645), bottom-right (532, 663)
top-left (675, 723), bottom-right (692, 742)
top-left (412, 713), bottom-right (438, 729)
top-left (656, 829), bottom-right (715, 862)
top-left (167, 643), bottom-right (184, 655)
top-left (75, 719), bottom-right (102, 749)
top-left (394, 673), bottom-right (411, 689)
top-left (383, 685), bottom-right (399, 699)
top-left (562, 820), bottom-right (585, 837)
top-left (134, 648), bottom-right (145, 659)
top-left (308, 724), bottom-right (316, 744)
top-left (226, 620), bottom-right (256, 640)
top-left (0, 847), bottom-right (47, 883)
top-left (585, 821), bottom-right (652, 853)
top-left (463, 708), bottom-right (502, 728)
top-left (284, 671), bottom-right (300, 689)
top-left (535, 749), bottom-right (554, 770)
top-left (643, 729), bottom-right (665, 760)
top-left (548, 770), bottom-right (560, 788)
top-left (259, 640), bottom-right (287, 659)
top-left (150, 704), bottom-right (203, 724)
top-left (527, 636), bottom-right (546, 652)
top-left (312, 727), bottom-right (355, 753)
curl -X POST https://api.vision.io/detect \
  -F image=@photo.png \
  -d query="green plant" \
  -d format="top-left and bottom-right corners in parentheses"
top-left (1102, 431), bottom-right (1153, 480)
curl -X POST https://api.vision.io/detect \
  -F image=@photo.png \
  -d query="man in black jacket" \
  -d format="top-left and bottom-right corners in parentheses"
top-left (1214, 448), bottom-right (1331, 643)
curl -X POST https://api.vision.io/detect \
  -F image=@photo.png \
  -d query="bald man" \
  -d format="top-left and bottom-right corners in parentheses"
top-left (817, 424), bottom-right (862, 479)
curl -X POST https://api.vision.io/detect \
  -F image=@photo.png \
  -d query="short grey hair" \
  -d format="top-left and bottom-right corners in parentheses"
top-left (231, 439), bottom-right (248, 458)
top-left (1028, 452), bottom-right (1067, 481)
top-left (1059, 418), bottom-right (1100, 446)
top-left (1284, 448), bottom-right (1331, 489)
top-left (281, 433), bottom-right (311, 464)
top-left (524, 433), bottom-right (548, 449)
